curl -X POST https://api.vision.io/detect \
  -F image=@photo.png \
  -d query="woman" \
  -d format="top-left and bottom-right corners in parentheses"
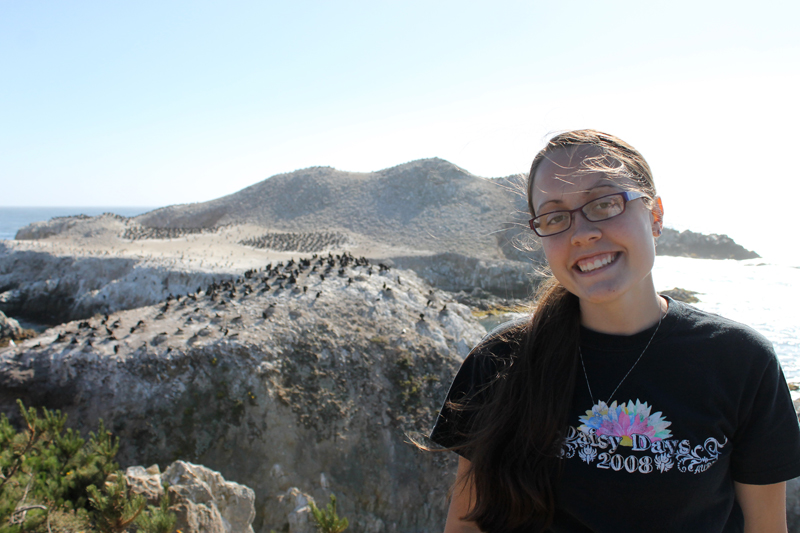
top-left (429, 130), bottom-right (800, 532)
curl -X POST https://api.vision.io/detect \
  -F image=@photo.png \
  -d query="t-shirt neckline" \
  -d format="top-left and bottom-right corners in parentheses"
top-left (579, 296), bottom-right (684, 352)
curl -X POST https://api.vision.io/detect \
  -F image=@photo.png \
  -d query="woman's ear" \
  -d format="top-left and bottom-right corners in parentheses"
top-left (651, 197), bottom-right (664, 237)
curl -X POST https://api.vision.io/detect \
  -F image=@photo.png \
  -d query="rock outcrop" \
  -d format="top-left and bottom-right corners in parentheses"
top-left (0, 310), bottom-right (23, 340)
top-left (0, 258), bottom-right (483, 532)
top-left (126, 461), bottom-right (256, 533)
top-left (657, 228), bottom-right (759, 260)
top-left (0, 246), bottom-right (232, 324)
top-left (390, 252), bottom-right (540, 300)
top-left (15, 213), bottom-right (129, 241)
top-left (0, 240), bottom-right (535, 327)
top-left (0, 310), bottom-right (35, 347)
top-left (659, 287), bottom-right (701, 303)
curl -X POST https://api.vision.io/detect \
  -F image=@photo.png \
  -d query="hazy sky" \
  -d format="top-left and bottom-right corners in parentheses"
top-left (2, 1), bottom-right (798, 262)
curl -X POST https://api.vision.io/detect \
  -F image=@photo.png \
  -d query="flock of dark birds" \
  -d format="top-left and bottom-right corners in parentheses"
top-left (206, 251), bottom-right (385, 301)
top-left (25, 251), bottom-right (449, 354)
top-left (119, 226), bottom-right (352, 255)
top-left (122, 225), bottom-right (218, 240)
top-left (239, 231), bottom-right (352, 253)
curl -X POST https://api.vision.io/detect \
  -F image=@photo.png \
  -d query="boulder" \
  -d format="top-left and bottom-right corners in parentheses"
top-left (659, 287), bottom-right (700, 304)
top-left (279, 487), bottom-right (316, 533)
top-left (124, 461), bottom-right (256, 533)
top-left (165, 461), bottom-right (256, 533)
top-left (125, 464), bottom-right (165, 504)
top-left (0, 310), bottom-right (23, 340)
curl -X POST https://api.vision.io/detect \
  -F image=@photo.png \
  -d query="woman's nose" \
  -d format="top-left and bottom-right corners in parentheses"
top-left (570, 211), bottom-right (602, 245)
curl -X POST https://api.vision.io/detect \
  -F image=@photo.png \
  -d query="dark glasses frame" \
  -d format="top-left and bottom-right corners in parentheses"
top-left (529, 191), bottom-right (647, 237)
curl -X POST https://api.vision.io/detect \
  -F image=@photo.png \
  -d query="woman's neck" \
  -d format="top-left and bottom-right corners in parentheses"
top-left (579, 290), bottom-right (667, 336)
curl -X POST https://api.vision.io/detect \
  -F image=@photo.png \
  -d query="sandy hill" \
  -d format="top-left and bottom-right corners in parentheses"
top-left (134, 158), bottom-right (532, 260)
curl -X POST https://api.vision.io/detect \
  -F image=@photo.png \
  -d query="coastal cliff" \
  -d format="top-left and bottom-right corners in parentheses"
top-left (657, 228), bottom-right (759, 260)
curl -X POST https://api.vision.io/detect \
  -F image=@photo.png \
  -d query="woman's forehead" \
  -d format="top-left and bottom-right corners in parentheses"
top-left (536, 145), bottom-right (602, 179)
top-left (530, 145), bottom-right (638, 212)
top-left (533, 147), bottom-right (622, 193)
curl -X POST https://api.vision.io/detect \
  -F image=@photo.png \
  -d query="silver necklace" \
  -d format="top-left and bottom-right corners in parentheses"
top-left (578, 308), bottom-right (665, 405)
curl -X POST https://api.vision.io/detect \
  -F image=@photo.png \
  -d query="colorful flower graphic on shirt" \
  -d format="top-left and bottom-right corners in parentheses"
top-left (578, 400), bottom-right (672, 447)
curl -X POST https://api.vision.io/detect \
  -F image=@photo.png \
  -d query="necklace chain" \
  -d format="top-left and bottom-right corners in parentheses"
top-left (579, 308), bottom-right (666, 405)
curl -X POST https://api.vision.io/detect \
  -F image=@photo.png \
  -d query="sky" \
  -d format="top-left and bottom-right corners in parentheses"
top-left (1, 1), bottom-right (798, 263)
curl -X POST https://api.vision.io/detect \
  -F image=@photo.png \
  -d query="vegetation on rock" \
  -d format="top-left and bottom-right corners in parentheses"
top-left (0, 400), bottom-right (175, 533)
top-left (309, 494), bottom-right (348, 533)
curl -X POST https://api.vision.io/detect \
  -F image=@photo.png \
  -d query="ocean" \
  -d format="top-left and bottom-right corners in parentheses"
top-left (1, 208), bottom-right (798, 381)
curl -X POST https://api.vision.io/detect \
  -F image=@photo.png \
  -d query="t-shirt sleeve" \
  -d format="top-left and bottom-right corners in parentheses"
top-left (429, 331), bottom-right (512, 457)
top-left (430, 350), bottom-right (485, 457)
top-left (730, 348), bottom-right (800, 484)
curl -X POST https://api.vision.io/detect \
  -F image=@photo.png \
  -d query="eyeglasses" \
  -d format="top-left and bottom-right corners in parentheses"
top-left (529, 191), bottom-right (648, 237)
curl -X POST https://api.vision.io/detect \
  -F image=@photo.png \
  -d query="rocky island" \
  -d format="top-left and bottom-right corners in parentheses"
top-left (1, 158), bottom-right (777, 532)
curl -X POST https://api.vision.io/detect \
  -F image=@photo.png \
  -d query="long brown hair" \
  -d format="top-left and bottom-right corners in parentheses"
top-left (452, 130), bottom-right (657, 531)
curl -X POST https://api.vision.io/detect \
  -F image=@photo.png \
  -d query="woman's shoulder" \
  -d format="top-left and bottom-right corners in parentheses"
top-left (482, 316), bottom-right (530, 343)
top-left (668, 298), bottom-right (770, 341)
top-left (664, 297), bottom-right (776, 361)
top-left (471, 316), bottom-right (529, 355)
top-left (459, 316), bottom-right (529, 378)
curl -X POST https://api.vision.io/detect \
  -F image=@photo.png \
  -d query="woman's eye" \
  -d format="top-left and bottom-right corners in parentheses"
top-left (589, 198), bottom-right (623, 216)
top-left (545, 213), bottom-right (568, 226)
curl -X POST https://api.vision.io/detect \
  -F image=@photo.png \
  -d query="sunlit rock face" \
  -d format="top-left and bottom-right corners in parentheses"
top-left (126, 461), bottom-right (256, 533)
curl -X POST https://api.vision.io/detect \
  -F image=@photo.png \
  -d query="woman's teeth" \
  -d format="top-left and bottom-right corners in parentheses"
top-left (577, 253), bottom-right (617, 272)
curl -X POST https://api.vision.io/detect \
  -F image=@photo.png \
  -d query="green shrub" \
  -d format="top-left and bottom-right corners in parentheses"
top-left (0, 400), bottom-right (176, 533)
top-left (87, 473), bottom-right (146, 533)
top-left (309, 494), bottom-right (348, 533)
top-left (134, 487), bottom-right (176, 533)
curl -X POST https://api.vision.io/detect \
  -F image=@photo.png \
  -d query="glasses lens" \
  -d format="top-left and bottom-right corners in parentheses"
top-left (533, 211), bottom-right (571, 236)
top-left (584, 194), bottom-right (625, 222)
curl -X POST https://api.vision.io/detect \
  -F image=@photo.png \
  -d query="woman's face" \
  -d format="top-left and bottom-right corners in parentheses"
top-left (530, 145), bottom-right (662, 309)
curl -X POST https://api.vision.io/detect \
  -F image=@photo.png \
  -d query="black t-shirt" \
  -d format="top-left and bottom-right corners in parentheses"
top-left (430, 298), bottom-right (800, 532)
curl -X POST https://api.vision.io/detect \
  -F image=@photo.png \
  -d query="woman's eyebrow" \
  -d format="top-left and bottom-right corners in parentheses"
top-left (536, 182), bottom-right (618, 212)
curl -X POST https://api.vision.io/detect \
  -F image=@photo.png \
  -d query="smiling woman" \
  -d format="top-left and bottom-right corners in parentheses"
top-left (529, 142), bottom-right (664, 332)
top-left (427, 130), bottom-right (800, 532)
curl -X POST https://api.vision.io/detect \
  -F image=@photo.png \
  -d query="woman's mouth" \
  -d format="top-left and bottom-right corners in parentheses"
top-left (574, 252), bottom-right (619, 273)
